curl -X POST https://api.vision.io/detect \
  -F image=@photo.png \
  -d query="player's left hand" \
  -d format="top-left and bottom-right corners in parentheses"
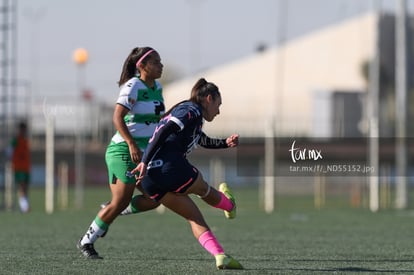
top-left (132, 162), bottom-right (147, 185)
top-left (226, 134), bottom-right (239, 147)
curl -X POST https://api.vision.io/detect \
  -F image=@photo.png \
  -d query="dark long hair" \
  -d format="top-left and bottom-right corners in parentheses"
top-left (162, 78), bottom-right (220, 118)
top-left (118, 47), bottom-right (154, 87)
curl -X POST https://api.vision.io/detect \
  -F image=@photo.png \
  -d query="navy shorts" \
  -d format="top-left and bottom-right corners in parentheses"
top-left (141, 154), bottom-right (198, 201)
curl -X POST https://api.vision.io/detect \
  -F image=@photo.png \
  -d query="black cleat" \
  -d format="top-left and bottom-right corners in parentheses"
top-left (77, 239), bottom-right (103, 259)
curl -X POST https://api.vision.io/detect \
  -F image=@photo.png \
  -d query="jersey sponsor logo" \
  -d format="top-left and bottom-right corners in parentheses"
top-left (148, 159), bottom-right (163, 169)
top-left (153, 100), bottom-right (165, 115)
top-left (142, 91), bottom-right (149, 99)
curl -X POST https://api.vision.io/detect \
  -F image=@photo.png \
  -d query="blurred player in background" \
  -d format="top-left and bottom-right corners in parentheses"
top-left (133, 78), bottom-right (243, 270)
top-left (8, 121), bottom-right (31, 213)
top-left (77, 47), bottom-right (164, 259)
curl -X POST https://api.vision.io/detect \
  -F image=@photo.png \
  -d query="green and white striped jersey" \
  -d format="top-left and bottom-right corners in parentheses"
top-left (111, 76), bottom-right (165, 150)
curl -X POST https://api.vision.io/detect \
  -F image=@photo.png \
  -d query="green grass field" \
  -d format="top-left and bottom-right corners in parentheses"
top-left (2, 187), bottom-right (414, 274)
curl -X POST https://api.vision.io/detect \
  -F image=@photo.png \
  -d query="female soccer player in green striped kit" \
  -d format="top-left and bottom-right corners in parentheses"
top-left (77, 47), bottom-right (164, 259)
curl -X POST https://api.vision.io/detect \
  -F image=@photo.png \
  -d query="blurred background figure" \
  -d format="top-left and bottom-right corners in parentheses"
top-left (7, 121), bottom-right (31, 213)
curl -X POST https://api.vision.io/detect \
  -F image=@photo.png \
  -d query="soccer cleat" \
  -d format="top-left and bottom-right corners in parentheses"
top-left (215, 254), bottom-right (243, 270)
top-left (218, 183), bottom-right (236, 219)
top-left (77, 239), bottom-right (103, 259)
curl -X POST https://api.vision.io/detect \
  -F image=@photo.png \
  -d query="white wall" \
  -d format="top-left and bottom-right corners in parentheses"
top-left (164, 13), bottom-right (376, 138)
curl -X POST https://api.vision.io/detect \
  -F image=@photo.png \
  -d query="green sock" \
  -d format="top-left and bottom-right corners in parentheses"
top-left (80, 216), bottom-right (109, 245)
top-left (94, 215), bottom-right (109, 231)
top-left (130, 195), bottom-right (141, 214)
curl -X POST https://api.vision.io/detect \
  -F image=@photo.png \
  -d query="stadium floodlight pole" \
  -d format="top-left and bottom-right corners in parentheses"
top-left (10, 0), bottom-right (17, 122)
top-left (395, 0), bottom-right (408, 209)
top-left (368, 0), bottom-right (381, 212)
top-left (73, 48), bottom-right (88, 209)
top-left (264, 0), bottom-right (288, 213)
top-left (264, 119), bottom-right (275, 213)
top-left (1, 0), bottom-right (10, 211)
top-left (23, 6), bottom-right (46, 137)
top-left (45, 114), bottom-right (54, 214)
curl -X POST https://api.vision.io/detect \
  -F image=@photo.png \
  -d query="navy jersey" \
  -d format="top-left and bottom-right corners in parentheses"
top-left (149, 101), bottom-right (203, 157)
top-left (141, 100), bottom-right (228, 200)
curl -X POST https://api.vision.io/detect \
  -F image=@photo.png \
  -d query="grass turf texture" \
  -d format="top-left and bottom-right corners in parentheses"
top-left (1, 187), bottom-right (414, 274)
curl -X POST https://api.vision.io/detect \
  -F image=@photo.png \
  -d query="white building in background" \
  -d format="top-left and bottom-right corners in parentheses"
top-left (164, 13), bottom-right (376, 138)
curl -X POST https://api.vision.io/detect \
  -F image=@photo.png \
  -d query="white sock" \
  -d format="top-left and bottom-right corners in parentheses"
top-left (19, 197), bottom-right (29, 213)
top-left (80, 220), bottom-right (106, 245)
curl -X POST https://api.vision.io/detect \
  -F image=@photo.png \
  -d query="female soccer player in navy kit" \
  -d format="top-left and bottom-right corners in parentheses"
top-left (133, 78), bottom-right (243, 270)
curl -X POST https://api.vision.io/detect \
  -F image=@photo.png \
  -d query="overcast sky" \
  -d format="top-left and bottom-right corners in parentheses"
top-left (14, 0), bottom-right (414, 106)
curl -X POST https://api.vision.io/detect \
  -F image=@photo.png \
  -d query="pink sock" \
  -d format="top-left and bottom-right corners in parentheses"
top-left (214, 192), bottom-right (234, 212)
top-left (198, 230), bottom-right (224, 256)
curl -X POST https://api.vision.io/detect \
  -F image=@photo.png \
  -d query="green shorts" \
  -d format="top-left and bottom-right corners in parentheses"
top-left (105, 142), bottom-right (139, 184)
top-left (15, 171), bottom-right (30, 184)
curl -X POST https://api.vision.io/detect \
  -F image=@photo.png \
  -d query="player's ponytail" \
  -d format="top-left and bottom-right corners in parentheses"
top-left (162, 78), bottom-right (220, 118)
top-left (118, 47), bottom-right (154, 87)
top-left (190, 78), bottom-right (220, 104)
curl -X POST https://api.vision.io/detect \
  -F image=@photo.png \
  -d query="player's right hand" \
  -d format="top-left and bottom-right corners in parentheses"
top-left (128, 143), bottom-right (142, 164)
